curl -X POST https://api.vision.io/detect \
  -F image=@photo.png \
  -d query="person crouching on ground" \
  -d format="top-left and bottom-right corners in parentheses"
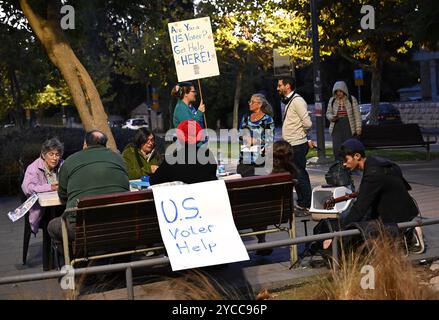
top-left (323, 139), bottom-right (418, 249)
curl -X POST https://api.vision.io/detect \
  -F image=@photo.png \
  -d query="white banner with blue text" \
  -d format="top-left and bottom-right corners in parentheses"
top-left (152, 180), bottom-right (249, 271)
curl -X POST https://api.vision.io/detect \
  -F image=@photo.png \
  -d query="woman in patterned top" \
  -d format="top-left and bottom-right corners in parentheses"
top-left (237, 93), bottom-right (275, 177)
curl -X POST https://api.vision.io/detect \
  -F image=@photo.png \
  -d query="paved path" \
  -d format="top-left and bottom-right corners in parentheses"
top-left (1, 159), bottom-right (438, 299)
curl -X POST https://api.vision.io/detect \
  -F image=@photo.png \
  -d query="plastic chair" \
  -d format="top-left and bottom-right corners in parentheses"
top-left (22, 204), bottom-right (54, 271)
top-left (19, 157), bottom-right (54, 271)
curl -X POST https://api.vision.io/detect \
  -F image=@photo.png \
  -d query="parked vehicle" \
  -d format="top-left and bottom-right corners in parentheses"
top-left (360, 103), bottom-right (402, 125)
top-left (107, 115), bottom-right (124, 128)
top-left (122, 118), bottom-right (148, 130)
top-left (108, 119), bottom-right (124, 128)
top-left (3, 122), bottom-right (15, 128)
top-left (359, 104), bottom-right (371, 123)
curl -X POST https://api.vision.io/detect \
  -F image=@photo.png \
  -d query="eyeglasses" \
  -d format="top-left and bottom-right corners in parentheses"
top-left (145, 138), bottom-right (155, 145)
top-left (248, 100), bottom-right (259, 105)
top-left (46, 152), bottom-right (61, 158)
top-left (190, 90), bottom-right (197, 93)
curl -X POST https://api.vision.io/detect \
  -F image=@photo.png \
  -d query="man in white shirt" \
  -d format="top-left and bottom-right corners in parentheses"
top-left (277, 77), bottom-right (313, 214)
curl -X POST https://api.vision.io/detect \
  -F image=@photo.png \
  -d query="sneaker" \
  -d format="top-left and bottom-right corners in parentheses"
top-left (143, 251), bottom-right (156, 257)
top-left (294, 205), bottom-right (310, 217)
top-left (295, 210), bottom-right (310, 218)
top-left (294, 204), bottom-right (310, 211)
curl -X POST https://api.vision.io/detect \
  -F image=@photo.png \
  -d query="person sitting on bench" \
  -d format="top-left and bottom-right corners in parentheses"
top-left (150, 120), bottom-right (217, 185)
top-left (48, 130), bottom-right (130, 249)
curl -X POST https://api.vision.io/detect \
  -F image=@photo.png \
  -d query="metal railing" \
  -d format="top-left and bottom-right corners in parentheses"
top-left (1, 217), bottom-right (438, 300)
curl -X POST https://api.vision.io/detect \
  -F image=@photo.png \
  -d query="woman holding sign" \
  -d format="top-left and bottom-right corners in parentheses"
top-left (172, 82), bottom-right (205, 129)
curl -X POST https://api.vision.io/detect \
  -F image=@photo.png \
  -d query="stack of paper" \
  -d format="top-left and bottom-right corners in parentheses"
top-left (37, 191), bottom-right (62, 207)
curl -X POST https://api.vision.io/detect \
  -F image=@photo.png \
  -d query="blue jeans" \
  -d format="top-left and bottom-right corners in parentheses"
top-left (292, 142), bottom-right (312, 208)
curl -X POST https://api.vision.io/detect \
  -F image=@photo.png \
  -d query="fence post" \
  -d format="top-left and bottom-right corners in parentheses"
top-left (332, 236), bottom-right (339, 271)
top-left (126, 267), bottom-right (134, 300)
top-left (289, 214), bottom-right (298, 266)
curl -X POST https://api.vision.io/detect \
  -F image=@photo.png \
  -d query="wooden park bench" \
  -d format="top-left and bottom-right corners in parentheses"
top-left (359, 123), bottom-right (437, 160)
top-left (60, 172), bottom-right (297, 268)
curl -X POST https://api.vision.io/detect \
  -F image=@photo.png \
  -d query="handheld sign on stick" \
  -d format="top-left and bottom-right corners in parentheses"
top-left (168, 17), bottom-right (220, 130)
top-left (168, 17), bottom-right (219, 82)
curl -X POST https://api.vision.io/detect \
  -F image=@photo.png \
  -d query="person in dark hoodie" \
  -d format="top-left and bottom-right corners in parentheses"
top-left (326, 81), bottom-right (362, 160)
top-left (149, 120), bottom-right (217, 185)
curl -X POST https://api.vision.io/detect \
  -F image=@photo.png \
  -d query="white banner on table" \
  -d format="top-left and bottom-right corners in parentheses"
top-left (152, 180), bottom-right (249, 271)
top-left (168, 17), bottom-right (220, 82)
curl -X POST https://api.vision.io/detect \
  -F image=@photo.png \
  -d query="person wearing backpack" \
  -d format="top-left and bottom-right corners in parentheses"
top-left (326, 81), bottom-right (362, 160)
top-left (277, 77), bottom-right (313, 213)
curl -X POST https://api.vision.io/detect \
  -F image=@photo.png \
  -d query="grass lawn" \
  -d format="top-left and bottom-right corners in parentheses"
top-left (208, 142), bottom-right (439, 162)
top-left (307, 148), bottom-right (439, 162)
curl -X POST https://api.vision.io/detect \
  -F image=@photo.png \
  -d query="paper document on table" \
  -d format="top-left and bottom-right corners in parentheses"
top-left (219, 174), bottom-right (242, 180)
top-left (37, 191), bottom-right (62, 206)
top-left (7, 193), bottom-right (38, 222)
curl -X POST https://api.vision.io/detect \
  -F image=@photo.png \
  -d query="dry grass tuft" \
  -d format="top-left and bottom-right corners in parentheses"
top-left (308, 229), bottom-right (438, 300)
top-left (159, 269), bottom-right (246, 300)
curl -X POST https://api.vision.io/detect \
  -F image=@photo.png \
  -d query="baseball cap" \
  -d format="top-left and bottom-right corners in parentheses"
top-left (341, 138), bottom-right (365, 152)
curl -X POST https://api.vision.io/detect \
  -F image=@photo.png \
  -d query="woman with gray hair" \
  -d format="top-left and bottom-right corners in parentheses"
top-left (237, 93), bottom-right (275, 177)
top-left (22, 138), bottom-right (64, 234)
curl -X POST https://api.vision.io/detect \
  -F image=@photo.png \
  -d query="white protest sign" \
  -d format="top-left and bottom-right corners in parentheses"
top-left (168, 17), bottom-right (220, 82)
top-left (152, 180), bottom-right (249, 271)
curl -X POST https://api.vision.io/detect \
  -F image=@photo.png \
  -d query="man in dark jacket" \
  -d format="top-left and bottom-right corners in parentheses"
top-left (338, 139), bottom-right (418, 228)
top-left (322, 139), bottom-right (419, 249)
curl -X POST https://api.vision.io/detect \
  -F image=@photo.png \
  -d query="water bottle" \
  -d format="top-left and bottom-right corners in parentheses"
top-left (217, 152), bottom-right (226, 175)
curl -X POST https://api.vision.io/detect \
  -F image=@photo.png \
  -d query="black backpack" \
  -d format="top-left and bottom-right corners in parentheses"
top-left (325, 161), bottom-right (352, 187)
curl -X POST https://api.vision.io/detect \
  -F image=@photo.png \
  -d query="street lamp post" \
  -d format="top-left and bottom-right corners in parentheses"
top-left (310, 0), bottom-right (327, 161)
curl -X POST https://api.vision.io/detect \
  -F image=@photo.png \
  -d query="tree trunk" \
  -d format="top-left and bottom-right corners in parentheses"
top-left (232, 69), bottom-right (243, 129)
top-left (8, 68), bottom-right (24, 128)
top-left (19, 0), bottom-right (117, 151)
top-left (368, 59), bottom-right (383, 125)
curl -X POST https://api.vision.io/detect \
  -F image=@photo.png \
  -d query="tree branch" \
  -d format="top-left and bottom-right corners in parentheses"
top-left (19, 0), bottom-right (46, 39)
top-left (47, 0), bottom-right (61, 23)
top-left (337, 48), bottom-right (373, 72)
